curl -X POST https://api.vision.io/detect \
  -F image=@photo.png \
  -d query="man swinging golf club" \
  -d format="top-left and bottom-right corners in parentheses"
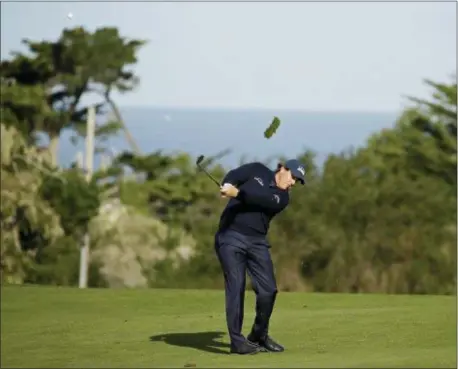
top-left (215, 159), bottom-right (306, 355)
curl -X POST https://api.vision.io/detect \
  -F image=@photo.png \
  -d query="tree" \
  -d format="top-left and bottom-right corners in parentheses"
top-left (114, 150), bottom-right (227, 223)
top-left (368, 78), bottom-right (456, 186)
top-left (0, 26), bottom-right (147, 166)
top-left (290, 78), bottom-right (457, 294)
top-left (0, 124), bottom-right (63, 283)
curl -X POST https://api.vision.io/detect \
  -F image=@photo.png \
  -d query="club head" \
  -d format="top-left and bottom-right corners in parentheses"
top-left (195, 154), bottom-right (221, 187)
top-left (196, 155), bottom-right (205, 166)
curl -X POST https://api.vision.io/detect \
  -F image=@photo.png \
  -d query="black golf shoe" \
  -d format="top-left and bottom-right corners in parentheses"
top-left (247, 334), bottom-right (285, 352)
top-left (230, 340), bottom-right (266, 355)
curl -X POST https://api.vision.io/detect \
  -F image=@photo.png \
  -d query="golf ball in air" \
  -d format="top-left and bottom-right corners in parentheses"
top-left (67, 13), bottom-right (73, 19)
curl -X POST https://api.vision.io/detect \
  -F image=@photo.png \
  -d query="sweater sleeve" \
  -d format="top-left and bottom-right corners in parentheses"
top-left (222, 162), bottom-right (258, 186)
top-left (236, 184), bottom-right (288, 212)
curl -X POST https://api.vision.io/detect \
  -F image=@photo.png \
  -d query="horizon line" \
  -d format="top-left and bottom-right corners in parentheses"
top-left (116, 105), bottom-right (402, 115)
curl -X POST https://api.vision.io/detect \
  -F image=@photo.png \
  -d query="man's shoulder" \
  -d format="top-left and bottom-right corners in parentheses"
top-left (242, 162), bottom-right (274, 188)
top-left (242, 161), bottom-right (271, 173)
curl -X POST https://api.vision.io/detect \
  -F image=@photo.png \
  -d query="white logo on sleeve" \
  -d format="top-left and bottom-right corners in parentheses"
top-left (254, 177), bottom-right (264, 186)
top-left (273, 194), bottom-right (280, 203)
top-left (298, 166), bottom-right (305, 176)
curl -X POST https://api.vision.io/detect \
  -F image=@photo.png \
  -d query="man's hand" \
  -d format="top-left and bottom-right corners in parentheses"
top-left (220, 183), bottom-right (239, 198)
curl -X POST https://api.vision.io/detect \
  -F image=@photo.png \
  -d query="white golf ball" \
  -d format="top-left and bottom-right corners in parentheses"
top-left (67, 12), bottom-right (73, 19)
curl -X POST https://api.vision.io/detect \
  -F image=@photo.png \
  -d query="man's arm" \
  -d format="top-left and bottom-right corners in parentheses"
top-left (222, 162), bottom-right (260, 187)
top-left (236, 185), bottom-right (287, 212)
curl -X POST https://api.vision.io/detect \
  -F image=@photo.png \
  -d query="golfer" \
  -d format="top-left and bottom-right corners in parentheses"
top-left (216, 159), bottom-right (306, 355)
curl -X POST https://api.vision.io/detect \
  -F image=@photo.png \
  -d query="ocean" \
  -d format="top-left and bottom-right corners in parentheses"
top-left (56, 107), bottom-right (399, 170)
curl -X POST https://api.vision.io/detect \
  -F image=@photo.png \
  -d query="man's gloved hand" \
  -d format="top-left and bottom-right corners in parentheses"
top-left (220, 183), bottom-right (239, 198)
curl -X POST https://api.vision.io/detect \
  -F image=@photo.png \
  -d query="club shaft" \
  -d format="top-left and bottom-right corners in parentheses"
top-left (197, 164), bottom-right (220, 187)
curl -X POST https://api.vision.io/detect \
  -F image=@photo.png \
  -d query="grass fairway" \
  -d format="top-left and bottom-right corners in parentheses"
top-left (1, 286), bottom-right (456, 368)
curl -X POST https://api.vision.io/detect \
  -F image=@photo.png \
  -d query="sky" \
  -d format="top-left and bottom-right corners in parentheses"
top-left (1, 1), bottom-right (456, 112)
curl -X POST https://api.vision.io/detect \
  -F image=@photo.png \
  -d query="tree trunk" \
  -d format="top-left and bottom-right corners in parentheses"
top-left (48, 133), bottom-right (60, 167)
top-left (108, 98), bottom-right (142, 155)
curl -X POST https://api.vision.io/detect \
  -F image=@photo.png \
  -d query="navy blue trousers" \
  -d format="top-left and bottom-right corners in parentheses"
top-left (215, 229), bottom-right (278, 348)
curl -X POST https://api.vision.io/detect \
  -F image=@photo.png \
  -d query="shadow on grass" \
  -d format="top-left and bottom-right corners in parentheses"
top-left (149, 331), bottom-right (230, 354)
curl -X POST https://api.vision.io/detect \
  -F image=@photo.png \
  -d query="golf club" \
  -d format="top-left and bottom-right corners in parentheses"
top-left (196, 155), bottom-right (221, 187)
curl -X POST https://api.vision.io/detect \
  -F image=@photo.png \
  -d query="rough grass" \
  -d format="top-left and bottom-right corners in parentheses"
top-left (1, 285), bottom-right (456, 368)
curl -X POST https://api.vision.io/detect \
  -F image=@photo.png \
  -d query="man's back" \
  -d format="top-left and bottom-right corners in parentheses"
top-left (217, 162), bottom-right (289, 237)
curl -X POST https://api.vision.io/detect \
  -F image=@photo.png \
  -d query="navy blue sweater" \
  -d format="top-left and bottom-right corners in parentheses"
top-left (217, 162), bottom-right (289, 237)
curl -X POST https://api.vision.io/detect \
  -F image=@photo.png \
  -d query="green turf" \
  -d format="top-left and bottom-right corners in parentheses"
top-left (1, 285), bottom-right (456, 368)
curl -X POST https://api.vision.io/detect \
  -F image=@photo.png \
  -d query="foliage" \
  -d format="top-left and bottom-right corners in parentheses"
top-left (0, 124), bottom-right (63, 283)
top-left (268, 77), bottom-right (457, 294)
top-left (1, 24), bottom-right (455, 294)
top-left (115, 150), bottom-right (226, 225)
top-left (23, 235), bottom-right (107, 287)
top-left (1, 26), bottom-right (147, 165)
top-left (40, 169), bottom-right (101, 238)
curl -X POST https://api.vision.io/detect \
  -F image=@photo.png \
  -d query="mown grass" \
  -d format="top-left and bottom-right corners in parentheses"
top-left (1, 285), bottom-right (456, 368)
